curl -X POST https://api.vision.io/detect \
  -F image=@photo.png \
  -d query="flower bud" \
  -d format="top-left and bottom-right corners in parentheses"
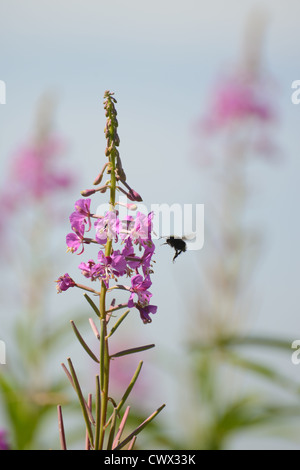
top-left (81, 188), bottom-right (96, 197)
top-left (129, 190), bottom-right (143, 202)
top-left (93, 163), bottom-right (108, 185)
top-left (114, 134), bottom-right (120, 147)
top-left (116, 201), bottom-right (137, 211)
top-left (99, 185), bottom-right (109, 194)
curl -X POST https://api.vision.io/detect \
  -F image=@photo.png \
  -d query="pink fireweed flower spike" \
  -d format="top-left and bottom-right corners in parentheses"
top-left (55, 91), bottom-right (163, 450)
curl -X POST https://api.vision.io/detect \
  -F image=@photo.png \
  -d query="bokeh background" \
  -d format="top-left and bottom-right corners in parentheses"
top-left (0, 0), bottom-right (300, 450)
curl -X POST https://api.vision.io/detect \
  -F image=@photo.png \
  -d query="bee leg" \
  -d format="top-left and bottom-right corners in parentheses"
top-left (172, 249), bottom-right (180, 263)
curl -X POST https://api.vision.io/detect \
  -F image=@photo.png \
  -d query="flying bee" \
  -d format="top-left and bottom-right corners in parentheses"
top-left (161, 233), bottom-right (196, 262)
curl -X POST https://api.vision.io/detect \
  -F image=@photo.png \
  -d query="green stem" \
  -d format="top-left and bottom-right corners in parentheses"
top-left (97, 92), bottom-right (118, 450)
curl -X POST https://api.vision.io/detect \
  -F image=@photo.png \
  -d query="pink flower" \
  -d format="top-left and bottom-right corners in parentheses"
top-left (10, 136), bottom-right (73, 198)
top-left (0, 430), bottom-right (9, 450)
top-left (66, 220), bottom-right (86, 254)
top-left (78, 259), bottom-right (97, 280)
top-left (128, 274), bottom-right (152, 308)
top-left (122, 239), bottom-right (155, 276)
top-left (93, 250), bottom-right (127, 287)
top-left (94, 211), bottom-right (120, 245)
top-left (200, 72), bottom-right (275, 133)
top-left (136, 304), bottom-right (157, 324)
top-left (78, 250), bottom-right (127, 288)
top-left (55, 273), bottom-right (75, 293)
top-left (0, 134), bottom-right (74, 245)
top-left (121, 212), bottom-right (153, 244)
top-left (69, 198), bottom-right (92, 231)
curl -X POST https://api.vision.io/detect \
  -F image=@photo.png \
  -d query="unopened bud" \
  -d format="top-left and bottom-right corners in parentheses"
top-left (93, 163), bottom-right (108, 185)
top-left (121, 181), bottom-right (143, 202)
top-left (116, 201), bottom-right (137, 211)
top-left (81, 188), bottom-right (96, 197)
top-left (99, 185), bottom-right (109, 194)
top-left (114, 134), bottom-right (120, 147)
top-left (130, 190), bottom-right (143, 202)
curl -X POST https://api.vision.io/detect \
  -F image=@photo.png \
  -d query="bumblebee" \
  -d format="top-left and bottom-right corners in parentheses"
top-left (164, 236), bottom-right (186, 262)
top-left (162, 233), bottom-right (195, 262)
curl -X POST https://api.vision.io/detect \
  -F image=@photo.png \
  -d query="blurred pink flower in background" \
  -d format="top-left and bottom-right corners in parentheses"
top-left (0, 430), bottom-right (9, 450)
top-left (192, 68), bottom-right (280, 166)
top-left (109, 351), bottom-right (148, 400)
top-left (9, 135), bottom-right (72, 200)
top-left (0, 93), bottom-right (77, 449)
top-left (200, 71), bottom-right (276, 132)
top-left (1, 93), bottom-right (73, 210)
top-left (192, 9), bottom-right (281, 165)
top-left (0, 93), bottom-right (75, 244)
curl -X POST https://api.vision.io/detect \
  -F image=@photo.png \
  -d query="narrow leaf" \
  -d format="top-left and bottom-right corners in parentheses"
top-left (107, 408), bottom-right (118, 450)
top-left (84, 293), bottom-right (100, 317)
top-left (62, 363), bottom-right (95, 426)
top-left (106, 363), bottom-right (142, 429)
top-left (112, 406), bottom-right (130, 449)
top-left (117, 362), bottom-right (143, 412)
top-left (85, 394), bottom-right (93, 450)
top-left (127, 436), bottom-right (137, 450)
top-left (106, 309), bottom-right (130, 338)
top-left (114, 404), bottom-right (166, 450)
top-left (224, 335), bottom-right (293, 351)
top-left (89, 318), bottom-right (100, 340)
top-left (67, 358), bottom-right (94, 446)
top-left (94, 375), bottom-right (101, 451)
top-left (57, 405), bottom-right (67, 450)
top-left (61, 362), bottom-right (74, 387)
top-left (226, 351), bottom-right (300, 393)
top-left (100, 319), bottom-right (106, 388)
top-left (110, 344), bottom-right (155, 359)
top-left (70, 320), bottom-right (99, 363)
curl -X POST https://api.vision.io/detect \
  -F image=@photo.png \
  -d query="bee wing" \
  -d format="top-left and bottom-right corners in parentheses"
top-left (182, 232), bottom-right (196, 241)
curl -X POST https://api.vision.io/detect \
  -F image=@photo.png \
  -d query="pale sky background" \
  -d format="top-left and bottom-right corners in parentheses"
top-left (0, 0), bottom-right (300, 450)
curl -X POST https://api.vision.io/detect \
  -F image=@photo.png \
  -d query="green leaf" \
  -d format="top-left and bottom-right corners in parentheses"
top-left (110, 344), bottom-right (155, 359)
top-left (106, 362), bottom-right (143, 429)
top-left (221, 335), bottom-right (293, 352)
top-left (114, 404), bottom-right (166, 450)
top-left (106, 309), bottom-right (130, 338)
top-left (70, 320), bottom-right (99, 363)
top-left (189, 334), bottom-right (293, 354)
top-left (84, 293), bottom-right (100, 317)
top-left (107, 408), bottom-right (118, 450)
top-left (66, 358), bottom-right (94, 447)
top-left (225, 351), bottom-right (300, 394)
top-left (211, 396), bottom-right (300, 447)
top-left (0, 373), bottom-right (52, 449)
